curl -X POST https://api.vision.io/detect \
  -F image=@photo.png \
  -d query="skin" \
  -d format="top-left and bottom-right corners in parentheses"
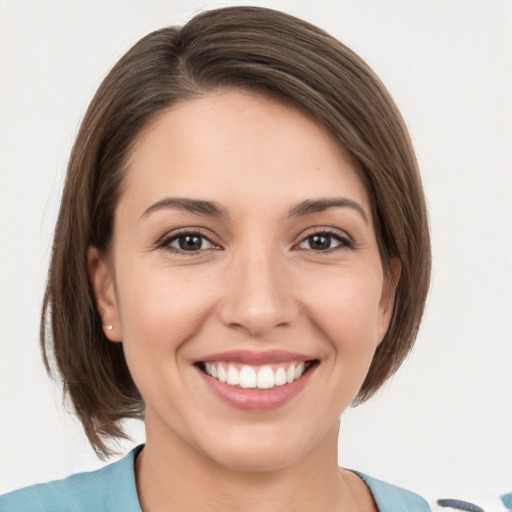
top-left (89, 89), bottom-right (400, 511)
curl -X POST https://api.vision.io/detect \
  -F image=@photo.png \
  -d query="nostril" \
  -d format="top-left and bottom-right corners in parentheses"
top-left (218, 303), bottom-right (295, 337)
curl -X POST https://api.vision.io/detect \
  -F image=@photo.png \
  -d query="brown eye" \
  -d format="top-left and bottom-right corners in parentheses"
top-left (178, 235), bottom-right (203, 251)
top-left (298, 231), bottom-right (352, 251)
top-left (307, 234), bottom-right (333, 251)
top-left (165, 233), bottom-right (215, 252)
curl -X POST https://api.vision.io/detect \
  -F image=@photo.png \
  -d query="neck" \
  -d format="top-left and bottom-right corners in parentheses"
top-left (135, 413), bottom-right (360, 512)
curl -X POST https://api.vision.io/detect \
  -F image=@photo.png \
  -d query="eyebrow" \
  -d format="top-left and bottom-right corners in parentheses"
top-left (141, 198), bottom-right (227, 219)
top-left (288, 198), bottom-right (368, 223)
top-left (141, 196), bottom-right (368, 223)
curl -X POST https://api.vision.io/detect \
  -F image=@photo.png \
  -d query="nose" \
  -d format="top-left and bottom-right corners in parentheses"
top-left (218, 248), bottom-right (297, 337)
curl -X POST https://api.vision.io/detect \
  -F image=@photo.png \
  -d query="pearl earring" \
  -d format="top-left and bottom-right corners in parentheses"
top-left (105, 325), bottom-right (113, 331)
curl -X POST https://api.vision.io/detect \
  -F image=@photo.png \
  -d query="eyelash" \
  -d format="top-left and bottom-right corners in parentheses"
top-left (296, 228), bottom-right (354, 253)
top-left (156, 227), bottom-right (354, 255)
top-left (156, 229), bottom-right (219, 254)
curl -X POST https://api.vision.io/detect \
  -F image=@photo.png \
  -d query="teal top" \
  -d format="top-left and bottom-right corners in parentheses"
top-left (0, 446), bottom-right (430, 511)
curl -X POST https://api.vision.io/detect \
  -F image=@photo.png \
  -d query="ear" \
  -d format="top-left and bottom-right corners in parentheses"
top-left (88, 246), bottom-right (122, 342)
top-left (378, 257), bottom-right (402, 342)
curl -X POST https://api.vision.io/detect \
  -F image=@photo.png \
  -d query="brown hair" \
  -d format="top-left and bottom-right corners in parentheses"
top-left (41, 6), bottom-right (431, 458)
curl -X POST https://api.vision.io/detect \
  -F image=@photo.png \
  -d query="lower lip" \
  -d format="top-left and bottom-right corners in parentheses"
top-left (197, 365), bottom-right (316, 412)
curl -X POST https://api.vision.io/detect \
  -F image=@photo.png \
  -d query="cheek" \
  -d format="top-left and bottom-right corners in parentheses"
top-left (113, 263), bottom-right (222, 409)
top-left (301, 269), bottom-right (384, 352)
top-left (115, 262), bottom-right (219, 357)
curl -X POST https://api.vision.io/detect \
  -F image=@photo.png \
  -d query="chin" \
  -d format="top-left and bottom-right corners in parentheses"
top-left (197, 422), bottom-right (328, 474)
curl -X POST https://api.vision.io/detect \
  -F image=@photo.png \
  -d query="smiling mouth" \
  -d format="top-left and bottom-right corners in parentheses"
top-left (196, 360), bottom-right (318, 390)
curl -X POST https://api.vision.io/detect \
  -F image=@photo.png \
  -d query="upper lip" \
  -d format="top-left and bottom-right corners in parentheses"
top-left (196, 350), bottom-right (316, 365)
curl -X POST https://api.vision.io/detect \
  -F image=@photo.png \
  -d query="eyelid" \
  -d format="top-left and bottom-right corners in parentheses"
top-left (155, 227), bottom-right (222, 253)
top-left (294, 227), bottom-right (354, 251)
top-left (153, 226), bottom-right (354, 254)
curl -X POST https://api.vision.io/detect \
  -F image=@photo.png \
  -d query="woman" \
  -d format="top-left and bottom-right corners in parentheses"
top-left (0, 6), bottom-right (431, 511)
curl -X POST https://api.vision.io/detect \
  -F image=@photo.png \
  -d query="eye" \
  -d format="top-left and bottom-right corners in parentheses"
top-left (297, 230), bottom-right (352, 252)
top-left (160, 232), bottom-right (217, 252)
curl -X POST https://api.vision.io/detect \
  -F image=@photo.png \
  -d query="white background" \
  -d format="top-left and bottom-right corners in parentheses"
top-left (1, 0), bottom-right (511, 508)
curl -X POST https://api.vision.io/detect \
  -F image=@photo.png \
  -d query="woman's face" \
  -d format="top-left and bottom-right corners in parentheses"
top-left (90, 89), bottom-right (398, 471)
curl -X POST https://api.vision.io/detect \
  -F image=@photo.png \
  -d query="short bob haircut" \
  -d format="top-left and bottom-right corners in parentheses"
top-left (41, 6), bottom-right (431, 458)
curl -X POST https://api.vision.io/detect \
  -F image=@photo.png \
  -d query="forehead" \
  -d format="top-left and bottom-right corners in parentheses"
top-left (122, 89), bottom-right (370, 218)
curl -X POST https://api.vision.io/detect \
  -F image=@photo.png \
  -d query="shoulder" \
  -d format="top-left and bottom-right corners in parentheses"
top-left (353, 471), bottom-right (431, 512)
top-left (0, 447), bottom-right (142, 512)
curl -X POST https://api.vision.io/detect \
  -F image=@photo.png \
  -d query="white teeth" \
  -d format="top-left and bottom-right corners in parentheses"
top-left (257, 366), bottom-right (274, 389)
top-left (217, 364), bottom-right (227, 383)
top-left (227, 364), bottom-right (240, 386)
top-left (274, 367), bottom-right (287, 386)
top-left (286, 364), bottom-right (295, 383)
top-left (239, 365), bottom-right (257, 388)
top-left (203, 361), bottom-right (312, 389)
